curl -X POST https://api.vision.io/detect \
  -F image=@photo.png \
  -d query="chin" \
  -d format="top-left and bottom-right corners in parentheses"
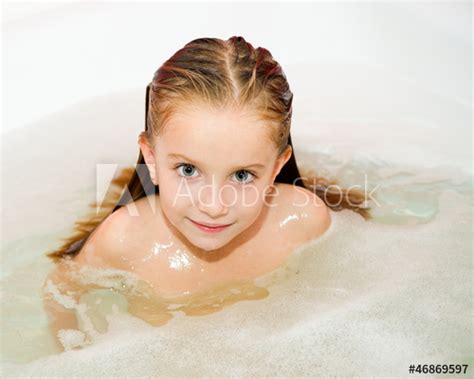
top-left (191, 237), bottom-right (228, 252)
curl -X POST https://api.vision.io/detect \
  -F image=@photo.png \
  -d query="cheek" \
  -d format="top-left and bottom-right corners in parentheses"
top-left (236, 210), bottom-right (260, 230)
top-left (238, 187), bottom-right (263, 208)
top-left (234, 193), bottom-right (265, 220)
top-left (158, 177), bottom-right (192, 216)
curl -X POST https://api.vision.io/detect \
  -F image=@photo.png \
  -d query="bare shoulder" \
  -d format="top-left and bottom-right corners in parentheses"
top-left (73, 200), bottom-right (140, 268)
top-left (74, 194), bottom-right (163, 268)
top-left (272, 183), bottom-right (331, 242)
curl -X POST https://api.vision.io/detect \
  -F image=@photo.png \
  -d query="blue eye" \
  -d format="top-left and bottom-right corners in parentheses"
top-left (233, 170), bottom-right (255, 184)
top-left (176, 163), bottom-right (198, 178)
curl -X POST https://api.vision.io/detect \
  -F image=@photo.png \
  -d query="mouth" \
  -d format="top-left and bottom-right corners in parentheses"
top-left (188, 218), bottom-right (233, 233)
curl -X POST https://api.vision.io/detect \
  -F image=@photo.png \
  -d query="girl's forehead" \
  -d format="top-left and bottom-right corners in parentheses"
top-left (159, 106), bottom-right (273, 146)
top-left (156, 108), bottom-right (277, 160)
top-left (165, 103), bottom-right (265, 129)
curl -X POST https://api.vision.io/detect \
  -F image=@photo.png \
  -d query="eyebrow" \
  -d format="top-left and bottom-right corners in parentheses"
top-left (167, 153), bottom-right (266, 170)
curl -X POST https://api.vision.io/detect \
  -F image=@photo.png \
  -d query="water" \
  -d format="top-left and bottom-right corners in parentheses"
top-left (1, 189), bottom-right (472, 376)
top-left (1, 60), bottom-right (472, 376)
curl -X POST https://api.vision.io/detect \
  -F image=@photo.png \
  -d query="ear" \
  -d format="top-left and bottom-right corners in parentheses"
top-left (270, 144), bottom-right (293, 184)
top-left (138, 132), bottom-right (159, 185)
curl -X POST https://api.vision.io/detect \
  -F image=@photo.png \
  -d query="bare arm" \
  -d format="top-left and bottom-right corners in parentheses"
top-left (41, 260), bottom-right (87, 352)
top-left (42, 212), bottom-right (128, 351)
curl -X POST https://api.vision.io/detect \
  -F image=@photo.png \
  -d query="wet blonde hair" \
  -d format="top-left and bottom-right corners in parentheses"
top-left (46, 36), bottom-right (371, 262)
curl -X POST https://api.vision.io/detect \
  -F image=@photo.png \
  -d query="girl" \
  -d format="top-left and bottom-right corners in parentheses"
top-left (45, 36), bottom-right (371, 299)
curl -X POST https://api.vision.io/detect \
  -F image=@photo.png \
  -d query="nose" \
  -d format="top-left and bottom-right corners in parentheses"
top-left (197, 181), bottom-right (230, 219)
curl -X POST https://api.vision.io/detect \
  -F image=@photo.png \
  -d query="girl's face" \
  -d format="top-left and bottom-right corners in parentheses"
top-left (139, 103), bottom-right (292, 253)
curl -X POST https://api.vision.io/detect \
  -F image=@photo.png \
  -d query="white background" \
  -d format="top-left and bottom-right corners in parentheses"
top-left (2, 1), bottom-right (471, 134)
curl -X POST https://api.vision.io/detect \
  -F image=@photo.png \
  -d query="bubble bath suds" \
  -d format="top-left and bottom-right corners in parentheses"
top-left (2, 184), bottom-right (472, 376)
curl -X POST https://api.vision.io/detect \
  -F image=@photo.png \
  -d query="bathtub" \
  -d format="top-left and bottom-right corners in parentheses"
top-left (1, 2), bottom-right (472, 377)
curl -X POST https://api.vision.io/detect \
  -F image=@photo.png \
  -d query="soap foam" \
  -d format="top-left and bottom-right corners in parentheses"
top-left (4, 190), bottom-right (472, 377)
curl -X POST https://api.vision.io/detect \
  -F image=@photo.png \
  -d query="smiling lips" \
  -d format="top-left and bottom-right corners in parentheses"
top-left (189, 218), bottom-right (233, 233)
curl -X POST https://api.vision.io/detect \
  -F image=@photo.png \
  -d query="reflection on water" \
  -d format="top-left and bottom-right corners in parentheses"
top-left (42, 258), bottom-right (273, 352)
top-left (2, 250), bottom-right (280, 362)
top-left (298, 150), bottom-right (473, 225)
